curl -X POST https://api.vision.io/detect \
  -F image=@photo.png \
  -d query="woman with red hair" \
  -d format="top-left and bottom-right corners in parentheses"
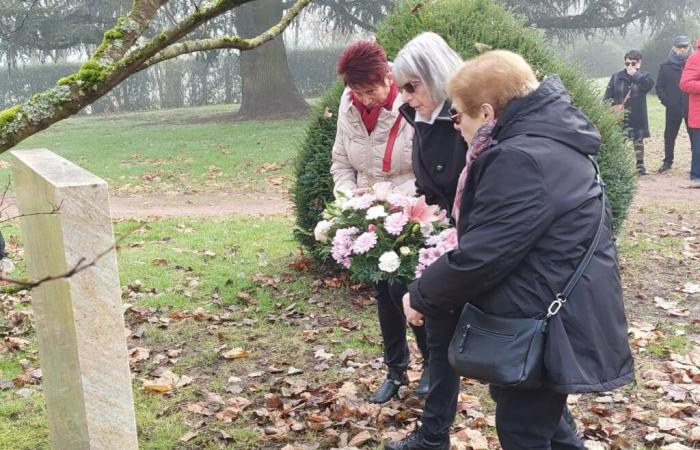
top-left (332, 40), bottom-right (429, 403)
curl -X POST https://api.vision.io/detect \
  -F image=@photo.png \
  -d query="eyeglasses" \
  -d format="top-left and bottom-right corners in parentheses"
top-left (449, 107), bottom-right (463, 125)
top-left (624, 61), bottom-right (639, 67)
top-left (399, 80), bottom-right (421, 94)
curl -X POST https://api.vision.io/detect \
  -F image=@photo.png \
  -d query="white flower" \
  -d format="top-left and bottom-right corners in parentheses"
top-left (378, 251), bottom-right (401, 273)
top-left (399, 246), bottom-right (412, 256)
top-left (366, 205), bottom-right (388, 220)
top-left (314, 219), bottom-right (334, 242)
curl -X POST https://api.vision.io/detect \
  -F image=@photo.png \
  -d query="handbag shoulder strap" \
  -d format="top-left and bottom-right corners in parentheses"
top-left (547, 157), bottom-right (607, 318)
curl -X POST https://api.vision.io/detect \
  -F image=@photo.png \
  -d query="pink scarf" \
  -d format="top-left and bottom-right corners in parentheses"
top-left (452, 120), bottom-right (498, 224)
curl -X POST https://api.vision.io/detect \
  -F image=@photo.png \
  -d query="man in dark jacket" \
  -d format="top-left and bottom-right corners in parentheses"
top-left (656, 35), bottom-right (693, 173)
top-left (605, 50), bottom-right (655, 175)
top-left (404, 50), bottom-right (634, 449)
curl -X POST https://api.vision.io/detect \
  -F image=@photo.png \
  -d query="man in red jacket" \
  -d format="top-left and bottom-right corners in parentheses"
top-left (680, 37), bottom-right (700, 186)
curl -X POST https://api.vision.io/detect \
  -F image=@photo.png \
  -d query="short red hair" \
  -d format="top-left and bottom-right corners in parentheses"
top-left (336, 40), bottom-right (390, 87)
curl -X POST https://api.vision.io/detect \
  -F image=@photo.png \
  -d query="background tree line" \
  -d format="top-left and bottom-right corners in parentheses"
top-left (1, 0), bottom-right (699, 126)
top-left (0, 47), bottom-right (342, 112)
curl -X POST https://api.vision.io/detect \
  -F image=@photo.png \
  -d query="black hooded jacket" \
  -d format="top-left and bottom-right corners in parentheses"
top-left (604, 69), bottom-right (654, 139)
top-left (657, 58), bottom-right (690, 117)
top-left (399, 102), bottom-right (466, 216)
top-left (408, 76), bottom-right (635, 394)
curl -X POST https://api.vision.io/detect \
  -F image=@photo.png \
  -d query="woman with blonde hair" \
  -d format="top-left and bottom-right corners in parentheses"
top-left (399, 50), bottom-right (634, 449)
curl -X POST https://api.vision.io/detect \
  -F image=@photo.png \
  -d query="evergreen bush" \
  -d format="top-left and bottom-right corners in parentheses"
top-left (293, 0), bottom-right (637, 253)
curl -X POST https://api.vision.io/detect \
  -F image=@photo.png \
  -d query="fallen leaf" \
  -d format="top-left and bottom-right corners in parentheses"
top-left (221, 347), bottom-right (249, 360)
top-left (348, 430), bottom-right (373, 447)
top-left (179, 431), bottom-right (198, 442)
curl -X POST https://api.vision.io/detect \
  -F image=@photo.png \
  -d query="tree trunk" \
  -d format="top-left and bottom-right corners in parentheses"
top-left (234, 0), bottom-right (309, 119)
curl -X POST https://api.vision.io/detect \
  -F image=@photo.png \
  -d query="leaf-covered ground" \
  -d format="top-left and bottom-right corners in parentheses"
top-left (1, 103), bottom-right (699, 449)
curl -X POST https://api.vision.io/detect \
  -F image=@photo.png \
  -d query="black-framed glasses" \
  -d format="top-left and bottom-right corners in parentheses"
top-left (624, 61), bottom-right (639, 67)
top-left (449, 107), bottom-right (463, 125)
top-left (399, 80), bottom-right (421, 94)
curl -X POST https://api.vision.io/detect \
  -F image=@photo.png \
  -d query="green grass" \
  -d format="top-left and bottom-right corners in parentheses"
top-left (0, 84), bottom-right (687, 450)
top-left (0, 103), bottom-right (308, 194)
top-left (0, 215), bottom-right (379, 450)
top-left (115, 216), bottom-right (309, 311)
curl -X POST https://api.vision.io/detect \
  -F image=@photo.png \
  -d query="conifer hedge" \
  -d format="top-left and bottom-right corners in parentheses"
top-left (293, 0), bottom-right (636, 251)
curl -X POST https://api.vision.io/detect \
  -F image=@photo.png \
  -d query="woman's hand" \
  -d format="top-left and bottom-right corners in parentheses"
top-left (403, 293), bottom-right (424, 326)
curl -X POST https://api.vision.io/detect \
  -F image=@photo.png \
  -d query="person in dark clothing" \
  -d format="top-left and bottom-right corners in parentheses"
top-left (403, 50), bottom-right (634, 450)
top-left (656, 35), bottom-right (693, 172)
top-left (605, 49), bottom-right (655, 175)
top-left (385, 32), bottom-right (465, 450)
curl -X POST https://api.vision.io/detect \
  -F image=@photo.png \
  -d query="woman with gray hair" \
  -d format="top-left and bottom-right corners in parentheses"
top-left (385, 32), bottom-right (466, 450)
top-left (394, 32), bottom-right (466, 214)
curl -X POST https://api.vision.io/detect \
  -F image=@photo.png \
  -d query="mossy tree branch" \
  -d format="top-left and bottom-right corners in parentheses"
top-left (0, 0), bottom-right (311, 153)
top-left (139, 0), bottom-right (311, 70)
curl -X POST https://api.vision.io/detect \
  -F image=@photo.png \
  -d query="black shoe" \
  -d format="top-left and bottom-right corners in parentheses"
top-left (384, 428), bottom-right (450, 450)
top-left (658, 163), bottom-right (672, 173)
top-left (637, 165), bottom-right (649, 176)
top-left (415, 367), bottom-right (429, 397)
top-left (369, 370), bottom-right (408, 404)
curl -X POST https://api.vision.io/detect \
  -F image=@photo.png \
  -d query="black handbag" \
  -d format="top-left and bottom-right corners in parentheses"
top-left (447, 160), bottom-right (608, 390)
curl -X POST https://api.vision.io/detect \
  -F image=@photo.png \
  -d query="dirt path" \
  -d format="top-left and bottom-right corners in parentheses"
top-left (2, 192), bottom-right (292, 220)
top-left (2, 171), bottom-right (695, 221)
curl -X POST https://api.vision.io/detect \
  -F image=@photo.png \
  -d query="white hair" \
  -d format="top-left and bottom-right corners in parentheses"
top-left (392, 32), bottom-right (463, 104)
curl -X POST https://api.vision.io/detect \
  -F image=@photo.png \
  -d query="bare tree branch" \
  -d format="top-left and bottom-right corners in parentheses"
top-left (312, 0), bottom-right (378, 32)
top-left (1, 240), bottom-right (114, 289)
top-left (0, 0), bottom-right (311, 153)
top-left (0, 0), bottom-right (40, 38)
top-left (139, 0), bottom-right (311, 70)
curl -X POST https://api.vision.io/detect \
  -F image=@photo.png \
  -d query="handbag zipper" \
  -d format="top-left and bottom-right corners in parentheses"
top-left (459, 323), bottom-right (516, 353)
top-left (458, 324), bottom-right (471, 352)
top-left (469, 324), bottom-right (515, 340)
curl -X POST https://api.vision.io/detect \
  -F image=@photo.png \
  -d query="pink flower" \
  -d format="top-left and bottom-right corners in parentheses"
top-left (345, 193), bottom-right (376, 210)
top-left (404, 196), bottom-right (445, 227)
top-left (440, 228), bottom-right (458, 249)
top-left (331, 226), bottom-right (359, 265)
top-left (352, 231), bottom-right (378, 254)
top-left (415, 228), bottom-right (458, 278)
top-left (368, 224), bottom-right (377, 232)
top-left (384, 212), bottom-right (409, 235)
top-left (387, 193), bottom-right (409, 208)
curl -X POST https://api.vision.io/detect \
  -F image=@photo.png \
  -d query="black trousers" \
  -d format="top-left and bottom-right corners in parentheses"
top-left (375, 281), bottom-right (429, 372)
top-left (420, 311), bottom-right (461, 440)
top-left (663, 109), bottom-right (690, 165)
top-left (490, 385), bottom-right (586, 450)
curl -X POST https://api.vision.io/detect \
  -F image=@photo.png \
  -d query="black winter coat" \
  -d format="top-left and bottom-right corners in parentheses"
top-left (408, 76), bottom-right (635, 394)
top-left (604, 69), bottom-right (654, 139)
top-left (657, 59), bottom-right (689, 117)
top-left (399, 102), bottom-right (466, 215)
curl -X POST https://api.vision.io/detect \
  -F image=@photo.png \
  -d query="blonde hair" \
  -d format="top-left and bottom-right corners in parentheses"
top-left (447, 50), bottom-right (539, 117)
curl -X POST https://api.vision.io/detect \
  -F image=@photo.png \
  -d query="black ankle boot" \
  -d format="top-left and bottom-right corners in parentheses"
top-left (369, 369), bottom-right (408, 404)
top-left (415, 366), bottom-right (429, 397)
top-left (384, 428), bottom-right (450, 450)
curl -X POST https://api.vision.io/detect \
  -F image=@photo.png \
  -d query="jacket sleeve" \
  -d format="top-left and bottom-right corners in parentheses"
top-left (631, 71), bottom-right (654, 93)
top-left (408, 149), bottom-right (554, 317)
top-left (680, 55), bottom-right (700, 94)
top-left (656, 67), bottom-right (668, 106)
top-left (604, 75), bottom-right (616, 103)
top-left (330, 114), bottom-right (358, 196)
